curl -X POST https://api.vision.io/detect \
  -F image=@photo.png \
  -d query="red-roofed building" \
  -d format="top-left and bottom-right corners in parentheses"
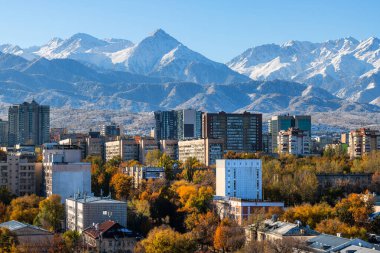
top-left (82, 220), bottom-right (140, 253)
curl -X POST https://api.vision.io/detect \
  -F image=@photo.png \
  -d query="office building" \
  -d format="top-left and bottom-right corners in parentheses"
top-left (202, 112), bottom-right (262, 153)
top-left (66, 194), bottom-right (127, 232)
top-left (0, 119), bottom-right (8, 146)
top-left (214, 159), bottom-right (283, 224)
top-left (124, 166), bottom-right (165, 188)
top-left (85, 132), bottom-right (104, 158)
top-left (262, 133), bottom-right (272, 153)
top-left (159, 139), bottom-right (178, 160)
top-left (0, 153), bottom-right (42, 196)
top-left (178, 138), bottom-right (224, 166)
top-left (83, 221), bottom-right (139, 253)
top-left (8, 100), bottom-right (50, 146)
top-left (101, 123), bottom-right (121, 137)
top-left (42, 144), bottom-right (91, 202)
top-left (154, 109), bottom-right (202, 141)
top-left (105, 139), bottom-right (139, 162)
top-left (348, 128), bottom-right (380, 158)
top-left (277, 128), bottom-right (311, 155)
top-left (269, 115), bottom-right (311, 153)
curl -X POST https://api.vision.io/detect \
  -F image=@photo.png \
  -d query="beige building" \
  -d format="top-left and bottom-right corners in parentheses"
top-left (66, 194), bottom-right (127, 232)
top-left (83, 220), bottom-right (139, 253)
top-left (124, 166), bottom-right (165, 188)
top-left (138, 137), bottom-right (159, 164)
top-left (277, 128), bottom-right (310, 155)
top-left (348, 128), bottom-right (380, 158)
top-left (178, 138), bottom-right (224, 166)
top-left (0, 153), bottom-right (42, 196)
top-left (105, 139), bottom-right (139, 162)
top-left (159, 139), bottom-right (178, 160)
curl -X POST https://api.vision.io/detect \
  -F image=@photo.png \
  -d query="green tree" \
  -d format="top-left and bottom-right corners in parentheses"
top-left (145, 150), bottom-right (162, 166)
top-left (62, 230), bottom-right (81, 252)
top-left (34, 195), bottom-right (65, 232)
top-left (0, 187), bottom-right (13, 205)
top-left (0, 228), bottom-right (18, 253)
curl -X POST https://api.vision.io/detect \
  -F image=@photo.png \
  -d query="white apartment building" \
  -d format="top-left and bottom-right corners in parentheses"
top-left (277, 128), bottom-right (310, 155)
top-left (66, 194), bottom-right (127, 232)
top-left (105, 139), bottom-right (139, 162)
top-left (42, 144), bottom-right (91, 203)
top-left (0, 154), bottom-right (42, 196)
top-left (178, 138), bottom-right (224, 166)
top-left (216, 159), bottom-right (262, 200)
top-left (349, 128), bottom-right (380, 158)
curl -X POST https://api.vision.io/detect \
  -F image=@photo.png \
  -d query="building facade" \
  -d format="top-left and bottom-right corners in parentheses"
top-left (348, 128), bottom-right (380, 158)
top-left (66, 195), bottom-right (127, 232)
top-left (138, 137), bottom-right (159, 165)
top-left (269, 115), bottom-right (311, 153)
top-left (159, 139), bottom-right (178, 160)
top-left (178, 138), bottom-right (224, 166)
top-left (202, 112), bottom-right (262, 153)
top-left (42, 144), bottom-right (91, 202)
top-left (8, 100), bottom-right (50, 146)
top-left (124, 166), bottom-right (165, 188)
top-left (277, 128), bottom-right (311, 155)
top-left (100, 123), bottom-right (121, 137)
top-left (0, 119), bottom-right (9, 147)
top-left (105, 139), bottom-right (139, 162)
top-left (0, 154), bottom-right (42, 196)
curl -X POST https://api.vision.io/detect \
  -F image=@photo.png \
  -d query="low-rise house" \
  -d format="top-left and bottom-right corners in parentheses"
top-left (255, 219), bottom-right (319, 242)
top-left (306, 234), bottom-right (380, 252)
top-left (82, 220), bottom-right (140, 253)
top-left (0, 220), bottom-right (54, 252)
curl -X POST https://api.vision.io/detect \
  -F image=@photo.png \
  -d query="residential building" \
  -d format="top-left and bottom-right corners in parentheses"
top-left (59, 134), bottom-right (87, 159)
top-left (0, 153), bottom-right (42, 196)
top-left (138, 137), bottom-right (159, 164)
top-left (216, 159), bottom-right (262, 199)
top-left (105, 139), bottom-right (139, 162)
top-left (178, 138), bottom-right (224, 166)
top-left (341, 132), bottom-right (349, 144)
top-left (262, 132), bottom-right (272, 153)
top-left (0, 220), bottom-right (54, 252)
top-left (49, 128), bottom-right (68, 142)
top-left (85, 132), bottom-right (104, 158)
top-left (159, 139), bottom-right (178, 160)
top-left (8, 100), bottom-right (50, 146)
top-left (66, 194), bottom-right (127, 232)
top-left (101, 122), bottom-right (121, 137)
top-left (349, 128), bottom-right (380, 158)
top-left (202, 111), bottom-right (262, 153)
top-left (214, 159), bottom-right (284, 224)
top-left (42, 144), bottom-right (91, 202)
top-left (277, 128), bottom-right (311, 155)
top-left (306, 234), bottom-right (379, 252)
top-left (82, 220), bottom-right (140, 253)
top-left (0, 119), bottom-right (8, 146)
top-left (123, 166), bottom-right (165, 188)
top-left (253, 219), bottom-right (319, 243)
top-left (154, 109), bottom-right (203, 141)
top-left (269, 115), bottom-right (311, 153)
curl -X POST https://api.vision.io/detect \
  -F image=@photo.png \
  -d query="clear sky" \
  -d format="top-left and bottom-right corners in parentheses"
top-left (0, 0), bottom-right (379, 62)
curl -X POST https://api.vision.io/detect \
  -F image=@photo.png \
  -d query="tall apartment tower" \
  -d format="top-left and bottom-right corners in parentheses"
top-left (269, 115), bottom-right (311, 153)
top-left (8, 101), bottom-right (50, 146)
top-left (202, 112), bottom-right (262, 153)
top-left (348, 128), bottom-right (380, 158)
top-left (0, 119), bottom-right (9, 147)
top-left (154, 109), bottom-right (202, 141)
top-left (216, 159), bottom-right (262, 200)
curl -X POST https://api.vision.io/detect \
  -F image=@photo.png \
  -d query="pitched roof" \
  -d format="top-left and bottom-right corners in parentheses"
top-left (0, 220), bottom-right (51, 234)
top-left (260, 219), bottom-right (319, 236)
top-left (306, 234), bottom-right (378, 252)
top-left (83, 220), bottom-right (138, 240)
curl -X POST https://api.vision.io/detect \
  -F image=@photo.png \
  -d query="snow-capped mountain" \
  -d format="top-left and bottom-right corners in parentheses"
top-left (228, 37), bottom-right (380, 100)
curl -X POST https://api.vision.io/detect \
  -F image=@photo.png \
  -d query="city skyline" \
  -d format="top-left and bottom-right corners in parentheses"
top-left (0, 0), bottom-right (379, 62)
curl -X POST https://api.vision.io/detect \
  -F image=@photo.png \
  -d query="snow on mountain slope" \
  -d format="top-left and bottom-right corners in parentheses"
top-left (228, 37), bottom-right (380, 96)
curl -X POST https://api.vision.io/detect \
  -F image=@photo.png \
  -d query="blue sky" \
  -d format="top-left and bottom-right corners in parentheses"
top-left (0, 0), bottom-right (379, 62)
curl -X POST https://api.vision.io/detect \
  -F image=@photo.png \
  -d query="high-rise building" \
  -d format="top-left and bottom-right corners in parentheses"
top-left (0, 119), bottom-right (8, 147)
top-left (100, 123), bottom-right (121, 137)
top-left (178, 138), bottom-right (224, 166)
top-left (42, 144), bottom-right (91, 203)
top-left (277, 128), bottom-right (311, 155)
top-left (0, 153), bottom-right (42, 196)
top-left (348, 128), bottom-right (380, 158)
top-left (154, 109), bottom-right (202, 141)
top-left (8, 101), bottom-right (50, 146)
top-left (202, 112), bottom-right (262, 153)
top-left (269, 115), bottom-right (311, 153)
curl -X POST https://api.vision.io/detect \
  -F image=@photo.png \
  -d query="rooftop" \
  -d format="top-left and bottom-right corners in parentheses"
top-left (0, 220), bottom-right (51, 234)
top-left (259, 219), bottom-right (320, 237)
top-left (306, 234), bottom-right (378, 252)
top-left (83, 220), bottom-right (139, 240)
top-left (66, 194), bottom-right (127, 204)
